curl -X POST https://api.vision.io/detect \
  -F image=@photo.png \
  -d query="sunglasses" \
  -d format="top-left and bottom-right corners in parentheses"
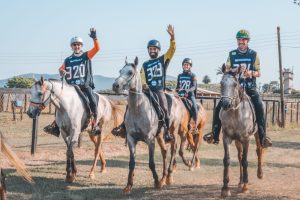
top-left (72, 43), bottom-right (82, 46)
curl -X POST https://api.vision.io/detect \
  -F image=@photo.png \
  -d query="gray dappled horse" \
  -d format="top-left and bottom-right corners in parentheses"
top-left (113, 57), bottom-right (196, 193)
top-left (27, 77), bottom-right (121, 182)
top-left (219, 67), bottom-right (264, 197)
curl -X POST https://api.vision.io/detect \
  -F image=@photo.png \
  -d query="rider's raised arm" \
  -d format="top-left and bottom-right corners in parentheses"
top-left (164, 24), bottom-right (176, 64)
top-left (87, 39), bottom-right (100, 59)
top-left (164, 39), bottom-right (176, 64)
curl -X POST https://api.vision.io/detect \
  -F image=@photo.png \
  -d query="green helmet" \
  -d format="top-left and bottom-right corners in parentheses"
top-left (236, 29), bottom-right (250, 39)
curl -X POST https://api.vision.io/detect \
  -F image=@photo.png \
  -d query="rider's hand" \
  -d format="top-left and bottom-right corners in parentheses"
top-left (243, 70), bottom-right (252, 78)
top-left (89, 27), bottom-right (97, 40)
top-left (166, 24), bottom-right (175, 40)
top-left (142, 84), bottom-right (149, 91)
top-left (59, 69), bottom-right (66, 77)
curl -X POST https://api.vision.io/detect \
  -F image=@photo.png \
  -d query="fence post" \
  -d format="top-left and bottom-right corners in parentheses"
top-left (24, 94), bottom-right (27, 111)
top-left (11, 101), bottom-right (16, 121)
top-left (0, 92), bottom-right (4, 112)
top-left (6, 93), bottom-right (10, 111)
top-left (272, 101), bottom-right (275, 125)
top-left (277, 101), bottom-right (280, 125)
top-left (290, 103), bottom-right (293, 123)
top-left (31, 117), bottom-right (39, 156)
top-left (265, 101), bottom-right (269, 127)
top-left (297, 102), bottom-right (299, 125)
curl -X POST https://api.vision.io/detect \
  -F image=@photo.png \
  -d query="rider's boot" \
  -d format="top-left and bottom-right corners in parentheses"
top-left (203, 101), bottom-right (222, 144)
top-left (111, 122), bottom-right (126, 138)
top-left (164, 117), bottom-right (173, 143)
top-left (249, 89), bottom-right (272, 148)
top-left (43, 120), bottom-right (60, 137)
top-left (91, 114), bottom-right (101, 135)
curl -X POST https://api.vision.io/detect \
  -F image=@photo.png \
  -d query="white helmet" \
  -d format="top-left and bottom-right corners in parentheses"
top-left (70, 36), bottom-right (83, 45)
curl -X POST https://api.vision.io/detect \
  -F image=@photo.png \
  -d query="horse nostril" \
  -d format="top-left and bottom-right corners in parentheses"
top-left (115, 84), bottom-right (119, 89)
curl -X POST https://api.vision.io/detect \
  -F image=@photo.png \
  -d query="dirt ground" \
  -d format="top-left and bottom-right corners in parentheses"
top-left (1, 112), bottom-right (300, 200)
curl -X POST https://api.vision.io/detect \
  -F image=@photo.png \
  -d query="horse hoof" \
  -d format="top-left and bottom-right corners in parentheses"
top-left (123, 186), bottom-right (132, 194)
top-left (238, 183), bottom-right (243, 189)
top-left (242, 185), bottom-right (250, 194)
top-left (66, 176), bottom-right (75, 183)
top-left (221, 189), bottom-right (231, 197)
top-left (89, 173), bottom-right (95, 179)
top-left (166, 176), bottom-right (173, 185)
top-left (159, 179), bottom-right (166, 189)
top-left (257, 170), bottom-right (263, 179)
top-left (100, 168), bottom-right (107, 174)
top-left (189, 167), bottom-right (194, 171)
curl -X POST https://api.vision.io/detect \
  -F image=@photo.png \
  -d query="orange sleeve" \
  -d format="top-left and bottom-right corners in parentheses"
top-left (87, 39), bottom-right (100, 59)
top-left (59, 63), bottom-right (65, 71)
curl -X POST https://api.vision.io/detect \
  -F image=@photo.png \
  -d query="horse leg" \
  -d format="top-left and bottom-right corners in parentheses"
top-left (88, 134), bottom-right (99, 179)
top-left (235, 140), bottom-right (243, 188)
top-left (179, 134), bottom-right (192, 168)
top-left (156, 135), bottom-right (167, 189)
top-left (172, 158), bottom-right (177, 172)
top-left (71, 147), bottom-right (77, 179)
top-left (221, 137), bottom-right (231, 197)
top-left (66, 144), bottom-right (76, 183)
top-left (123, 135), bottom-right (136, 194)
top-left (148, 140), bottom-right (160, 189)
top-left (166, 134), bottom-right (177, 185)
top-left (195, 120), bottom-right (205, 169)
top-left (0, 169), bottom-right (6, 200)
top-left (255, 132), bottom-right (264, 179)
top-left (241, 141), bottom-right (250, 193)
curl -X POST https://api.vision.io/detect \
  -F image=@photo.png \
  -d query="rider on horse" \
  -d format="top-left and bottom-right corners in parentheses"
top-left (112, 25), bottom-right (176, 142)
top-left (44, 28), bottom-right (100, 136)
top-left (204, 29), bottom-right (272, 148)
top-left (176, 58), bottom-right (198, 132)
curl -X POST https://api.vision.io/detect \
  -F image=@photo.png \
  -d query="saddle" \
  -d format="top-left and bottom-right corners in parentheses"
top-left (144, 89), bottom-right (172, 135)
top-left (181, 97), bottom-right (199, 118)
top-left (74, 85), bottom-right (99, 131)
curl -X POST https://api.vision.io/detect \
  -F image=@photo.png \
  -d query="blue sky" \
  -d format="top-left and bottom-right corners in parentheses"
top-left (1, 0), bottom-right (300, 89)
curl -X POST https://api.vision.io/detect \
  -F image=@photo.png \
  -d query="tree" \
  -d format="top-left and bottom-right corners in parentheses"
top-left (6, 77), bottom-right (35, 88)
top-left (202, 75), bottom-right (211, 84)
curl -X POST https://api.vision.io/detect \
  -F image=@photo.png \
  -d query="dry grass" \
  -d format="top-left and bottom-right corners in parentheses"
top-left (0, 112), bottom-right (300, 199)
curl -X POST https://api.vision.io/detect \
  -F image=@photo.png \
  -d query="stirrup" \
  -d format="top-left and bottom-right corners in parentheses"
top-left (43, 123), bottom-right (60, 137)
top-left (164, 131), bottom-right (173, 143)
top-left (262, 137), bottom-right (272, 148)
top-left (203, 132), bottom-right (214, 144)
top-left (111, 124), bottom-right (126, 138)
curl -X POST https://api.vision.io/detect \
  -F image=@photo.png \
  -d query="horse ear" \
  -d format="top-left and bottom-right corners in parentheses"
top-left (125, 56), bottom-right (128, 65)
top-left (134, 56), bottom-right (138, 68)
top-left (40, 76), bottom-right (44, 85)
top-left (222, 63), bottom-right (226, 73)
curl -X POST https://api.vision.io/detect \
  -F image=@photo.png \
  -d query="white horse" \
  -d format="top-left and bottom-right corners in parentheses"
top-left (27, 77), bottom-right (122, 182)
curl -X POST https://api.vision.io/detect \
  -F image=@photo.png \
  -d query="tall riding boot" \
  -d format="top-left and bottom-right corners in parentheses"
top-left (248, 89), bottom-right (272, 148)
top-left (203, 100), bottom-right (222, 144)
top-left (164, 116), bottom-right (173, 142)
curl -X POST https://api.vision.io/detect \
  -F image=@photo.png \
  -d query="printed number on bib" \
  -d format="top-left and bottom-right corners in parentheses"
top-left (146, 63), bottom-right (163, 81)
top-left (65, 64), bottom-right (86, 80)
top-left (180, 80), bottom-right (191, 89)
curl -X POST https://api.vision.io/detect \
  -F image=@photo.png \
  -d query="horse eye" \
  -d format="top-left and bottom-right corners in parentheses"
top-left (128, 71), bottom-right (133, 76)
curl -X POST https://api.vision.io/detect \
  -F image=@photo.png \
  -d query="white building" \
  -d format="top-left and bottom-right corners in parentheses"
top-left (283, 68), bottom-right (293, 94)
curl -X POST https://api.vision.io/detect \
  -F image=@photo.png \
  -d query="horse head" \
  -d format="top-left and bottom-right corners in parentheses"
top-left (113, 56), bottom-right (139, 93)
top-left (220, 65), bottom-right (243, 110)
top-left (27, 76), bottom-right (53, 118)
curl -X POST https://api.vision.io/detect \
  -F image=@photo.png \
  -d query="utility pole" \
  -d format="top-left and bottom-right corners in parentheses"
top-left (277, 26), bottom-right (285, 128)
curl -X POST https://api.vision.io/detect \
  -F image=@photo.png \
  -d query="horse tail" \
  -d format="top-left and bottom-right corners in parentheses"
top-left (108, 100), bottom-right (123, 129)
top-left (1, 133), bottom-right (33, 183)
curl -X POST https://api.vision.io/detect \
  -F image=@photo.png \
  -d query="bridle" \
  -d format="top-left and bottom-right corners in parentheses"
top-left (220, 73), bottom-right (243, 110)
top-left (29, 81), bottom-right (55, 111)
top-left (117, 64), bottom-right (144, 95)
